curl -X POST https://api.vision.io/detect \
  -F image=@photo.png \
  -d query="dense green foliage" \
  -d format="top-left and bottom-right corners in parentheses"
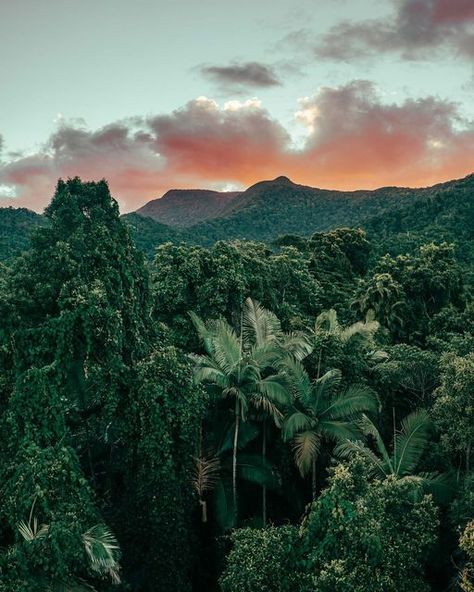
top-left (0, 207), bottom-right (46, 261)
top-left (0, 175), bottom-right (472, 591)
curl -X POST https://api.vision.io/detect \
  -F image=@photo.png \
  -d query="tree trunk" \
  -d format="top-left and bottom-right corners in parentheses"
top-left (262, 417), bottom-right (267, 526)
top-left (233, 400), bottom-right (240, 520)
top-left (200, 500), bottom-right (207, 523)
top-left (312, 456), bottom-right (317, 500)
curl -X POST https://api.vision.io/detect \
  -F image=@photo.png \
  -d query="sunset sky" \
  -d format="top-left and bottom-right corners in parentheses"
top-left (1, 0), bottom-right (474, 212)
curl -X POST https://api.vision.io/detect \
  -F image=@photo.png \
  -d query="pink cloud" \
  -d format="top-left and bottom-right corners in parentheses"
top-left (1, 83), bottom-right (474, 212)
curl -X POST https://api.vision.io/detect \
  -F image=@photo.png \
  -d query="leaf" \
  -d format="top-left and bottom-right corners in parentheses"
top-left (238, 453), bottom-right (279, 489)
top-left (323, 384), bottom-right (379, 420)
top-left (315, 309), bottom-right (339, 334)
top-left (82, 524), bottom-right (121, 583)
top-left (292, 430), bottom-right (321, 476)
top-left (393, 409), bottom-right (431, 477)
top-left (17, 517), bottom-right (49, 542)
top-left (282, 410), bottom-right (314, 441)
top-left (192, 454), bottom-right (220, 497)
top-left (334, 439), bottom-right (388, 478)
top-left (242, 297), bottom-right (282, 348)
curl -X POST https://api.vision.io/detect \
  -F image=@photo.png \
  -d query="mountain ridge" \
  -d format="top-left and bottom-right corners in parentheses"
top-left (0, 173), bottom-right (472, 260)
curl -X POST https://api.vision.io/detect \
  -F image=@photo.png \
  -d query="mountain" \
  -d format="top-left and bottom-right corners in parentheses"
top-left (165, 175), bottom-right (465, 246)
top-left (131, 173), bottom-right (473, 254)
top-left (136, 188), bottom-right (241, 227)
top-left (0, 174), bottom-right (472, 261)
top-left (0, 207), bottom-right (46, 261)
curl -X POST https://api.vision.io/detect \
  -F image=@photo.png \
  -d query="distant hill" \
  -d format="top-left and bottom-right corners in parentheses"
top-left (0, 174), bottom-right (472, 261)
top-left (363, 173), bottom-right (474, 265)
top-left (121, 213), bottom-right (185, 259)
top-left (136, 189), bottom-right (240, 227)
top-left (0, 207), bottom-right (47, 261)
top-left (161, 175), bottom-right (473, 246)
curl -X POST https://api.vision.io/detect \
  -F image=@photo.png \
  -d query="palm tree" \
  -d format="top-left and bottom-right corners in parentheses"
top-left (191, 297), bottom-right (311, 522)
top-left (334, 410), bottom-right (451, 502)
top-left (282, 359), bottom-right (378, 498)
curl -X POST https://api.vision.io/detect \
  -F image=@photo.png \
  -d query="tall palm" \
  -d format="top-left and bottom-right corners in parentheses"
top-left (191, 297), bottom-right (311, 521)
top-left (282, 359), bottom-right (379, 498)
top-left (335, 410), bottom-right (451, 501)
top-left (242, 298), bottom-right (312, 524)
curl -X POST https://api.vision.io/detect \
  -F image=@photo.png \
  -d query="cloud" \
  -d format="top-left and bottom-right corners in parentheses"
top-left (315, 0), bottom-right (474, 61)
top-left (289, 80), bottom-right (474, 188)
top-left (1, 82), bottom-right (474, 212)
top-left (200, 61), bottom-right (281, 91)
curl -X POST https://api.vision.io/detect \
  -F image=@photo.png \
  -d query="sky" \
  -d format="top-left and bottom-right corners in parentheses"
top-left (1, 0), bottom-right (474, 212)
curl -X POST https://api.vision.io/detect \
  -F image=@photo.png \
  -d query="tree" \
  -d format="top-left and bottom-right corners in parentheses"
top-left (311, 308), bottom-right (385, 382)
top-left (335, 410), bottom-right (451, 502)
top-left (459, 521), bottom-right (474, 592)
top-left (282, 359), bottom-right (378, 498)
top-left (219, 526), bottom-right (308, 592)
top-left (0, 178), bottom-right (199, 592)
top-left (301, 459), bottom-right (438, 592)
top-left (191, 297), bottom-right (310, 522)
top-left (433, 353), bottom-right (474, 471)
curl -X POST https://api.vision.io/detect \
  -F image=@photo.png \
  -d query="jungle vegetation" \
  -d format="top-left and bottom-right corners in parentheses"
top-left (0, 177), bottom-right (473, 592)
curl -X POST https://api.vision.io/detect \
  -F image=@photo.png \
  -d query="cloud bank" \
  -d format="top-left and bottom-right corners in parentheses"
top-left (1, 82), bottom-right (474, 212)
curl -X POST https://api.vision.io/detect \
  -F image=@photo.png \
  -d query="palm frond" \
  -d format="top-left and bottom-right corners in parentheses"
top-left (17, 517), bottom-right (49, 542)
top-left (250, 395), bottom-right (284, 426)
top-left (292, 430), bottom-right (321, 476)
top-left (209, 320), bottom-right (242, 374)
top-left (280, 357), bottom-right (312, 402)
top-left (340, 319), bottom-right (380, 344)
top-left (242, 297), bottom-right (282, 348)
top-left (417, 471), bottom-right (455, 504)
top-left (319, 419), bottom-right (361, 442)
top-left (282, 410), bottom-right (314, 441)
top-left (255, 374), bottom-right (290, 406)
top-left (323, 384), bottom-right (379, 420)
top-left (358, 414), bottom-right (392, 470)
top-left (238, 453), bottom-right (279, 489)
top-left (310, 369), bottom-right (342, 407)
top-left (393, 409), bottom-right (431, 477)
top-left (315, 309), bottom-right (339, 334)
top-left (82, 524), bottom-right (121, 584)
top-left (334, 439), bottom-right (388, 478)
top-left (279, 331), bottom-right (313, 361)
top-left (218, 421), bottom-right (259, 455)
top-left (193, 454), bottom-right (220, 497)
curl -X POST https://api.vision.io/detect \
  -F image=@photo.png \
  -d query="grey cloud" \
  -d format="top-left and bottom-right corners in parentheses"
top-left (200, 61), bottom-right (281, 91)
top-left (314, 0), bottom-right (474, 62)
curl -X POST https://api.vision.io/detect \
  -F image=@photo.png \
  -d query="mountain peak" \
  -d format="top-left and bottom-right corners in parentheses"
top-left (271, 175), bottom-right (294, 185)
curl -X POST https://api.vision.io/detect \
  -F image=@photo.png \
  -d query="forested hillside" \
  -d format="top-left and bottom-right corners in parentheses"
top-left (0, 208), bottom-right (46, 261)
top-left (1, 174), bottom-right (472, 261)
top-left (136, 188), bottom-right (240, 226)
top-left (0, 178), bottom-right (473, 592)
